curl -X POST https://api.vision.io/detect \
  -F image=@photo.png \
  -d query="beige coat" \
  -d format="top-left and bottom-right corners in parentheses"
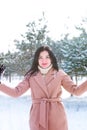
top-left (0, 69), bottom-right (87, 130)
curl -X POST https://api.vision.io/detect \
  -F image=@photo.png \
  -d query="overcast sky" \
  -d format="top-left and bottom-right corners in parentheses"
top-left (0, 0), bottom-right (87, 53)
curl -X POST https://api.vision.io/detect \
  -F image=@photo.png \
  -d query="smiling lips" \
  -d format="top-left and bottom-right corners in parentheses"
top-left (42, 63), bottom-right (48, 67)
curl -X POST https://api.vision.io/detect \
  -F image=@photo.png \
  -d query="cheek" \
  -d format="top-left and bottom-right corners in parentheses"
top-left (48, 59), bottom-right (51, 64)
top-left (38, 60), bottom-right (41, 65)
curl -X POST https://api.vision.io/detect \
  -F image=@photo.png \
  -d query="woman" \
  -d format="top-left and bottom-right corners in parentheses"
top-left (0, 45), bottom-right (87, 130)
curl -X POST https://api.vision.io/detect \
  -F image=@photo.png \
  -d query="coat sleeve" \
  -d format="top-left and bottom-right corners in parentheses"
top-left (60, 70), bottom-right (87, 96)
top-left (0, 76), bottom-right (30, 97)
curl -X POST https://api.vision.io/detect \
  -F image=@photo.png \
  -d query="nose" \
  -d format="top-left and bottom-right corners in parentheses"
top-left (42, 58), bottom-right (47, 63)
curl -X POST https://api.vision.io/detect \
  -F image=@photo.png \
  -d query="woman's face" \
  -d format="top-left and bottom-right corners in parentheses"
top-left (38, 50), bottom-right (51, 68)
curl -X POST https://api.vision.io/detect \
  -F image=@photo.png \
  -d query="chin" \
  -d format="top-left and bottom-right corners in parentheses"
top-left (41, 65), bottom-right (50, 69)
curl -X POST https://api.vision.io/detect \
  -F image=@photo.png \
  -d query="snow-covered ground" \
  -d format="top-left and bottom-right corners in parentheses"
top-left (0, 95), bottom-right (87, 130)
top-left (64, 96), bottom-right (87, 130)
top-left (0, 77), bottom-right (87, 130)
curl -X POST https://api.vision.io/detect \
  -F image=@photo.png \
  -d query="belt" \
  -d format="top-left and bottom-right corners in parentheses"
top-left (32, 97), bottom-right (62, 128)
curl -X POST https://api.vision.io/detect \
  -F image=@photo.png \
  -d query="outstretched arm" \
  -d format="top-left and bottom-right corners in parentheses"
top-left (0, 77), bottom-right (30, 97)
top-left (61, 70), bottom-right (87, 96)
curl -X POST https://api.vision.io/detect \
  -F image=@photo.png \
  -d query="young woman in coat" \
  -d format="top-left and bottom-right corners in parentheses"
top-left (0, 45), bottom-right (87, 130)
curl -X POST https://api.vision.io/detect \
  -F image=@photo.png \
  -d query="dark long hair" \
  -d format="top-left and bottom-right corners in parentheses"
top-left (25, 45), bottom-right (59, 76)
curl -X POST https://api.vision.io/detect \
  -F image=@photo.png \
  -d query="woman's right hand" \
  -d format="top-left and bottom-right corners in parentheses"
top-left (0, 64), bottom-right (5, 75)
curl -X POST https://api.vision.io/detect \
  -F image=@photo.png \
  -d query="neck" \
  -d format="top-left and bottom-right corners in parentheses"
top-left (38, 64), bottom-right (52, 75)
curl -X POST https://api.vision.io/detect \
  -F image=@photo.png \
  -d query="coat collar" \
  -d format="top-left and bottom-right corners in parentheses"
top-left (33, 69), bottom-right (58, 97)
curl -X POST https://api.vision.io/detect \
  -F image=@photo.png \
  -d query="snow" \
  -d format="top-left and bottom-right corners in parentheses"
top-left (64, 97), bottom-right (87, 130)
top-left (0, 96), bottom-right (31, 130)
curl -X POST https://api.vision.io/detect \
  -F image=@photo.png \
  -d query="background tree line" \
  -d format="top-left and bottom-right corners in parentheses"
top-left (0, 13), bottom-right (87, 83)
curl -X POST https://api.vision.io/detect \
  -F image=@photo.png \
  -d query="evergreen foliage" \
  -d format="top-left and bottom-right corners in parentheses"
top-left (0, 14), bottom-right (87, 84)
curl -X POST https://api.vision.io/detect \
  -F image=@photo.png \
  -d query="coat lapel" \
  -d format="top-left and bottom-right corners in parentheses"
top-left (34, 72), bottom-right (49, 97)
top-left (34, 69), bottom-right (58, 97)
top-left (45, 69), bottom-right (57, 85)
